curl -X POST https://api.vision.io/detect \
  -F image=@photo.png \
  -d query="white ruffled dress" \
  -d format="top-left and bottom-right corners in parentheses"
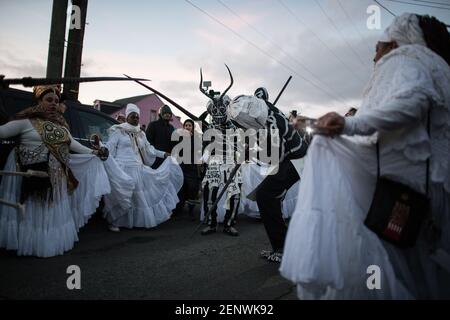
top-left (103, 125), bottom-right (183, 228)
top-left (0, 119), bottom-right (134, 258)
top-left (280, 45), bottom-right (450, 299)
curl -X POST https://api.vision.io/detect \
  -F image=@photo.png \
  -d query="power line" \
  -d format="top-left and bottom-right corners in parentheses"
top-left (183, 0), bottom-right (351, 106)
top-left (374, 0), bottom-right (397, 16)
top-left (314, 0), bottom-right (368, 68)
top-left (385, 0), bottom-right (450, 10)
top-left (336, 0), bottom-right (374, 56)
top-left (375, 0), bottom-right (450, 27)
top-left (276, 0), bottom-right (366, 82)
top-left (214, 0), bottom-right (350, 105)
top-left (412, 0), bottom-right (450, 6)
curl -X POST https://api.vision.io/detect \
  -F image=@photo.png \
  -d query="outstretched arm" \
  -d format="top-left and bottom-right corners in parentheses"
top-left (139, 131), bottom-right (167, 158)
top-left (0, 119), bottom-right (29, 139)
top-left (69, 133), bottom-right (95, 154)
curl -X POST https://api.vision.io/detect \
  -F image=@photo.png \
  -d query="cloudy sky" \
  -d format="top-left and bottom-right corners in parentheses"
top-left (1, 0), bottom-right (449, 120)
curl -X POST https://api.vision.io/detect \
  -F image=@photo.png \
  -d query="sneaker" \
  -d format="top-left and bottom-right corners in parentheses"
top-left (108, 225), bottom-right (120, 232)
top-left (223, 226), bottom-right (239, 237)
top-left (267, 251), bottom-right (283, 263)
top-left (201, 226), bottom-right (217, 235)
top-left (260, 249), bottom-right (272, 259)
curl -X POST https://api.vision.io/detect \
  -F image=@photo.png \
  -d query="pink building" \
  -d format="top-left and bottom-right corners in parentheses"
top-left (94, 93), bottom-right (182, 128)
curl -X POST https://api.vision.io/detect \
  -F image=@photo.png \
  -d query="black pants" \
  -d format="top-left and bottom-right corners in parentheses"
top-left (203, 182), bottom-right (241, 228)
top-left (256, 160), bottom-right (300, 252)
top-left (175, 173), bottom-right (200, 214)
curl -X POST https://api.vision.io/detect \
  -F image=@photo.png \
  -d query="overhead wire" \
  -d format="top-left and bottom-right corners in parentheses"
top-left (385, 0), bottom-right (450, 10)
top-left (184, 0), bottom-right (356, 107)
top-left (314, 0), bottom-right (369, 68)
top-left (336, 0), bottom-right (374, 56)
top-left (215, 0), bottom-right (351, 105)
top-left (277, 0), bottom-right (367, 82)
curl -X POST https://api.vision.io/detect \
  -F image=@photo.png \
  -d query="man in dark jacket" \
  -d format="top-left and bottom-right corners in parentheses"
top-left (146, 105), bottom-right (176, 169)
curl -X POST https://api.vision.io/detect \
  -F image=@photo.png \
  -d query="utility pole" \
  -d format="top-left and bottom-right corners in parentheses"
top-left (64, 0), bottom-right (88, 101)
top-left (46, 0), bottom-right (68, 78)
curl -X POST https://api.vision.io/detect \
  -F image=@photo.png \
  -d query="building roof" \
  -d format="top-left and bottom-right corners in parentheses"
top-left (112, 94), bottom-right (154, 106)
top-left (95, 93), bottom-right (183, 128)
top-left (94, 100), bottom-right (122, 115)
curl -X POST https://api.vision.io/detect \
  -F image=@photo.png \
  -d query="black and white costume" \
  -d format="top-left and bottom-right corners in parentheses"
top-left (228, 95), bottom-right (308, 260)
top-left (201, 96), bottom-right (242, 236)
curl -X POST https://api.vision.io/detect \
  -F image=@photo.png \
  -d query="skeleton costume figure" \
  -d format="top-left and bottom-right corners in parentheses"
top-left (200, 66), bottom-right (242, 237)
top-left (103, 104), bottom-right (183, 231)
top-left (228, 95), bottom-right (308, 262)
top-left (0, 85), bottom-right (124, 257)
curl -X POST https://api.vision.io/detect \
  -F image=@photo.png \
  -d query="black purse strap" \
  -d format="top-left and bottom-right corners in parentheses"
top-left (376, 108), bottom-right (431, 196)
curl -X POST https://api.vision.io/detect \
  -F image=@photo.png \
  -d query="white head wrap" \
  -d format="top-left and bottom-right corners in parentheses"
top-left (379, 13), bottom-right (427, 47)
top-left (227, 95), bottom-right (268, 129)
top-left (125, 103), bottom-right (140, 118)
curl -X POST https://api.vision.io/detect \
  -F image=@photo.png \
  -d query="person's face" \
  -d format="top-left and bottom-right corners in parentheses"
top-left (117, 115), bottom-right (126, 123)
top-left (183, 121), bottom-right (193, 134)
top-left (162, 112), bottom-right (172, 121)
top-left (373, 41), bottom-right (397, 64)
top-left (40, 92), bottom-right (59, 112)
top-left (127, 112), bottom-right (140, 126)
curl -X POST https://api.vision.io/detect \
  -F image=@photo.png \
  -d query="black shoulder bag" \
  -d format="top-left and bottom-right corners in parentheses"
top-left (364, 112), bottom-right (430, 248)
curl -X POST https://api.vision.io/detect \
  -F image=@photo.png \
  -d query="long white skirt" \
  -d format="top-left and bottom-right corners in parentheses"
top-left (104, 157), bottom-right (183, 228)
top-left (68, 154), bottom-right (111, 230)
top-left (0, 152), bottom-right (111, 257)
top-left (280, 135), bottom-right (450, 299)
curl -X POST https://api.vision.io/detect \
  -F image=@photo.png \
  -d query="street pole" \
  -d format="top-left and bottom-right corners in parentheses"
top-left (63, 0), bottom-right (88, 101)
top-left (46, 0), bottom-right (68, 78)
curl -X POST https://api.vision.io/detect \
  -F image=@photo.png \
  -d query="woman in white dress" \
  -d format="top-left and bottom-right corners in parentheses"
top-left (103, 104), bottom-right (183, 231)
top-left (0, 85), bottom-right (122, 258)
top-left (280, 13), bottom-right (450, 299)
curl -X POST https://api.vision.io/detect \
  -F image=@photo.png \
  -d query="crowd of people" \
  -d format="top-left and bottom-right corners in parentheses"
top-left (0, 12), bottom-right (449, 299)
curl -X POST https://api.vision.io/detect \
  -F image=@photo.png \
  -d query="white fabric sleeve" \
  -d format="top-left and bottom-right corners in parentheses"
top-left (144, 143), bottom-right (166, 158)
top-left (139, 132), bottom-right (166, 158)
top-left (343, 56), bottom-right (433, 136)
top-left (104, 130), bottom-right (120, 158)
top-left (343, 91), bottom-right (429, 136)
top-left (69, 133), bottom-right (94, 154)
top-left (0, 120), bottom-right (29, 138)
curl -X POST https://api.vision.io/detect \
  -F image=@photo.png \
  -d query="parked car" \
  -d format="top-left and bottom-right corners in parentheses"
top-left (0, 87), bottom-right (118, 181)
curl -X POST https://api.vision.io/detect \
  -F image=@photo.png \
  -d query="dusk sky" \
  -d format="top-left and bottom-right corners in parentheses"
top-left (1, 0), bottom-right (449, 120)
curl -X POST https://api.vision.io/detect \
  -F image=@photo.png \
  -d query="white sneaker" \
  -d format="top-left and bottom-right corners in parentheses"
top-left (108, 225), bottom-right (120, 232)
top-left (260, 249), bottom-right (272, 259)
top-left (267, 252), bottom-right (283, 263)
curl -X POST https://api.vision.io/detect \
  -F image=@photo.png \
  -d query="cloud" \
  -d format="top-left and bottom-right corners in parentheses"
top-left (0, 51), bottom-right (46, 77)
top-left (0, 0), bottom-right (410, 121)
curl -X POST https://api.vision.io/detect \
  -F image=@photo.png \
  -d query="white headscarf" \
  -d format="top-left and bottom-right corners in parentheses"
top-left (110, 103), bottom-right (141, 133)
top-left (379, 13), bottom-right (427, 47)
top-left (125, 103), bottom-right (140, 118)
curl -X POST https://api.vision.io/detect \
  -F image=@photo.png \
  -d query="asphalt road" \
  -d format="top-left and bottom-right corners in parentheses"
top-left (0, 209), bottom-right (296, 300)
